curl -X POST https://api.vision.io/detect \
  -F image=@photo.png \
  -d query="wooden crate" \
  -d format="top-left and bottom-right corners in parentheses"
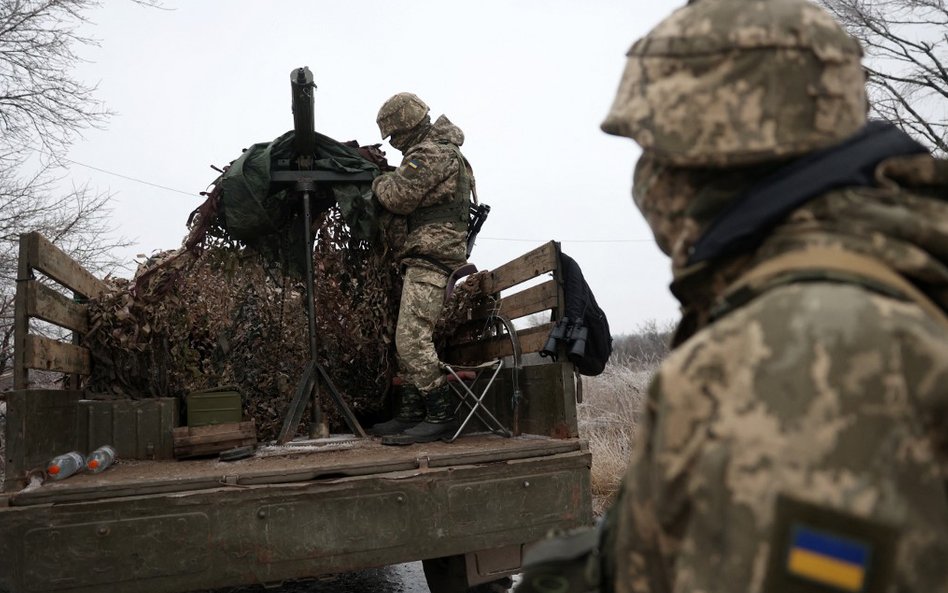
top-left (172, 421), bottom-right (257, 459)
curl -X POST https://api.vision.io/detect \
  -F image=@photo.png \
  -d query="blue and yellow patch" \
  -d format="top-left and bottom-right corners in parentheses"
top-left (407, 159), bottom-right (420, 169)
top-left (765, 495), bottom-right (897, 593)
top-left (787, 525), bottom-right (870, 591)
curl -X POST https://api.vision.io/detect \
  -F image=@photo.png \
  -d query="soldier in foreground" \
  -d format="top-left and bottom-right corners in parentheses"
top-left (516, 0), bottom-right (948, 591)
top-left (368, 92), bottom-right (474, 445)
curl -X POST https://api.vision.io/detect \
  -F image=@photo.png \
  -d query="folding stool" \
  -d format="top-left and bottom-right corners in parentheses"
top-left (440, 312), bottom-right (523, 443)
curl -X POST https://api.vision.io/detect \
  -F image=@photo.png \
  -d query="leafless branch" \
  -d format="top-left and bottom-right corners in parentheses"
top-left (819, 0), bottom-right (947, 155)
top-left (0, 0), bottom-right (153, 381)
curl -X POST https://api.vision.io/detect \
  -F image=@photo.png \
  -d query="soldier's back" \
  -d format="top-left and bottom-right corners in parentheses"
top-left (614, 279), bottom-right (948, 593)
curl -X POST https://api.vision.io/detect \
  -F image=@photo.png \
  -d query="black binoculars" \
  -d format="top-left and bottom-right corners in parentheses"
top-left (540, 317), bottom-right (587, 360)
top-left (568, 323), bottom-right (588, 358)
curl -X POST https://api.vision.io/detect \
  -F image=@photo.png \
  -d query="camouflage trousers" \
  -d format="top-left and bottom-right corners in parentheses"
top-left (395, 265), bottom-right (447, 394)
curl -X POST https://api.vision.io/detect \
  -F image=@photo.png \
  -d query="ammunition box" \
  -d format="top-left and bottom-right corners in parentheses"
top-left (186, 388), bottom-right (243, 427)
top-left (76, 397), bottom-right (179, 459)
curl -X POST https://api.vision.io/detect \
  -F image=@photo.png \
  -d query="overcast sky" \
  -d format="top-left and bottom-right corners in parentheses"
top-left (64, 0), bottom-right (685, 335)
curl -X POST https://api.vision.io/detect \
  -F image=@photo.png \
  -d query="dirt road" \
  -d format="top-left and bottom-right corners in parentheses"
top-left (221, 563), bottom-right (429, 593)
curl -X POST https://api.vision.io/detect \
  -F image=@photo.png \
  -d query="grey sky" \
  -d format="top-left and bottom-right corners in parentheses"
top-left (65, 0), bottom-right (684, 334)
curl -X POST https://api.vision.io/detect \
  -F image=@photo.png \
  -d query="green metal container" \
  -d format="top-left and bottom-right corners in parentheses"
top-left (186, 387), bottom-right (243, 427)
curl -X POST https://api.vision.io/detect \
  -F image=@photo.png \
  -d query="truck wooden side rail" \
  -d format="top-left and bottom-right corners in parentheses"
top-left (0, 233), bottom-right (592, 593)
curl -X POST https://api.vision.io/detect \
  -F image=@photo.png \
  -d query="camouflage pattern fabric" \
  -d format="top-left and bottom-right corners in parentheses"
top-left (599, 149), bottom-right (948, 593)
top-left (395, 265), bottom-right (448, 394)
top-left (392, 381), bottom-right (425, 422)
top-left (423, 383), bottom-right (455, 423)
top-left (373, 114), bottom-right (469, 275)
top-left (377, 92), bottom-right (430, 139)
top-left (601, 0), bottom-right (867, 168)
top-left (577, 0), bottom-right (948, 590)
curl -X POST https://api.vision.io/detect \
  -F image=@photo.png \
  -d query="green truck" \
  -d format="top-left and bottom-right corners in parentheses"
top-left (0, 232), bottom-right (592, 593)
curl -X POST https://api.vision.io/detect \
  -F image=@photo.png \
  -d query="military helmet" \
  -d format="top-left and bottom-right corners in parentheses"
top-left (601, 0), bottom-right (868, 167)
top-left (377, 92), bottom-right (430, 139)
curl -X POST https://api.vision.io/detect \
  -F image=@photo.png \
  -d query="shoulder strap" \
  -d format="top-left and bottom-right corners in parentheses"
top-left (688, 122), bottom-right (927, 265)
top-left (407, 142), bottom-right (473, 231)
top-left (714, 247), bottom-right (948, 330)
top-left (442, 141), bottom-right (477, 205)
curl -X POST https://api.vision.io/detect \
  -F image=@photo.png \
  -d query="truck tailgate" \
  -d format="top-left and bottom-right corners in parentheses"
top-left (0, 435), bottom-right (592, 593)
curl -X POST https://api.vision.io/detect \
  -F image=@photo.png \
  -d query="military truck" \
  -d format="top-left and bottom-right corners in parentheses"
top-left (0, 232), bottom-right (592, 593)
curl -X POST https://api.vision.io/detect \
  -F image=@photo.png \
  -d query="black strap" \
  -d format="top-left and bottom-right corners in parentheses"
top-left (688, 121), bottom-right (928, 265)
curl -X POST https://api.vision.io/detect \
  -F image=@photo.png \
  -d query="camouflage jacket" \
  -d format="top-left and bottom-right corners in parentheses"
top-left (373, 115), bottom-right (471, 274)
top-left (606, 158), bottom-right (948, 593)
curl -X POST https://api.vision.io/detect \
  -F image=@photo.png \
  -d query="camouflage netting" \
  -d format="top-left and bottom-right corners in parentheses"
top-left (433, 270), bottom-right (495, 352)
top-left (83, 150), bottom-right (492, 440)
top-left (85, 196), bottom-right (405, 439)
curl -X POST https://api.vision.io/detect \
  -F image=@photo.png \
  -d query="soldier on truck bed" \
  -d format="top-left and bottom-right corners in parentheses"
top-left (515, 0), bottom-right (948, 591)
top-left (367, 92), bottom-right (476, 446)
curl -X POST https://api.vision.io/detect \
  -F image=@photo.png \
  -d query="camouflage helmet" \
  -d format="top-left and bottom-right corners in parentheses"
top-left (601, 0), bottom-right (868, 167)
top-left (377, 92), bottom-right (430, 139)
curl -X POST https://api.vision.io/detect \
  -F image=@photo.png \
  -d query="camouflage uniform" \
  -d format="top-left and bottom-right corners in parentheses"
top-left (517, 0), bottom-right (948, 592)
top-left (370, 93), bottom-right (472, 443)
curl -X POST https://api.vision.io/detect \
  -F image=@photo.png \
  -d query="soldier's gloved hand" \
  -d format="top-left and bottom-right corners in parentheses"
top-left (515, 527), bottom-right (601, 593)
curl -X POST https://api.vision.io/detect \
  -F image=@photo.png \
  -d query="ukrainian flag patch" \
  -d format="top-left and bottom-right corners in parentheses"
top-left (765, 495), bottom-right (897, 593)
top-left (407, 160), bottom-right (419, 169)
top-left (787, 525), bottom-right (869, 591)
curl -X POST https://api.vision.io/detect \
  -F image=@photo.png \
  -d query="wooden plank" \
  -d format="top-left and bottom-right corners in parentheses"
top-left (426, 439), bottom-right (580, 467)
top-left (174, 437), bottom-right (257, 459)
top-left (446, 323), bottom-right (553, 364)
top-left (23, 334), bottom-right (90, 376)
top-left (13, 235), bottom-right (30, 390)
top-left (472, 280), bottom-right (558, 322)
top-left (9, 435), bottom-right (583, 503)
top-left (23, 232), bottom-right (106, 298)
top-left (173, 421), bottom-right (257, 459)
top-left (172, 421), bottom-right (255, 447)
top-left (485, 241), bottom-right (558, 294)
top-left (24, 280), bottom-right (89, 332)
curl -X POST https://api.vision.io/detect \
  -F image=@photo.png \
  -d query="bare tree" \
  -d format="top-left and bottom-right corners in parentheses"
top-left (819, 0), bottom-right (948, 155)
top-left (0, 0), bottom-right (158, 384)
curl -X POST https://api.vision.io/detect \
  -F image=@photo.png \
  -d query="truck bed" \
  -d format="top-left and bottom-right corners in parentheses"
top-left (0, 433), bottom-right (590, 593)
top-left (7, 433), bottom-right (583, 506)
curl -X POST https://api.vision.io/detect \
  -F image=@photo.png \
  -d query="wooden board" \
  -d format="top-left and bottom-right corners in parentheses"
top-left (23, 334), bottom-right (90, 376)
top-left (472, 280), bottom-right (557, 323)
top-left (173, 421), bottom-right (257, 459)
top-left (11, 434), bottom-right (584, 505)
top-left (446, 323), bottom-right (553, 365)
top-left (23, 280), bottom-right (89, 332)
top-left (485, 241), bottom-right (558, 294)
top-left (13, 236), bottom-right (29, 390)
top-left (22, 232), bottom-right (106, 299)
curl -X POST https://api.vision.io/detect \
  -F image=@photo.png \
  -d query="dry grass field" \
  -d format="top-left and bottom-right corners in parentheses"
top-left (577, 361), bottom-right (656, 515)
top-left (574, 321), bottom-right (672, 515)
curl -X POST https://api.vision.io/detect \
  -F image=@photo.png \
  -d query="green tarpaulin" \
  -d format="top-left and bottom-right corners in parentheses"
top-left (219, 130), bottom-right (382, 277)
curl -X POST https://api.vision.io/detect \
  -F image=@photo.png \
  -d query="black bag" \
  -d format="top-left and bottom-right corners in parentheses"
top-left (540, 252), bottom-right (612, 376)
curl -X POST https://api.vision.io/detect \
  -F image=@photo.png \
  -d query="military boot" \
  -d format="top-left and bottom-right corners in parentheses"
top-left (381, 384), bottom-right (459, 445)
top-left (368, 382), bottom-right (426, 436)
